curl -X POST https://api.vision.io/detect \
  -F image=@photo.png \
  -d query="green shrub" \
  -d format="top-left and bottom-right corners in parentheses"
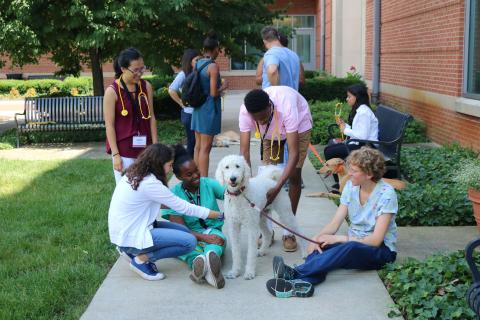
top-left (0, 120), bottom-right (184, 148)
top-left (304, 70), bottom-right (320, 79)
top-left (403, 118), bottom-right (428, 144)
top-left (0, 77), bottom-right (93, 97)
top-left (142, 74), bottom-right (174, 91)
top-left (309, 100), bottom-right (348, 144)
top-left (153, 87), bottom-right (181, 120)
top-left (396, 145), bottom-right (478, 226)
top-left (379, 251), bottom-right (478, 319)
top-left (299, 75), bottom-right (365, 102)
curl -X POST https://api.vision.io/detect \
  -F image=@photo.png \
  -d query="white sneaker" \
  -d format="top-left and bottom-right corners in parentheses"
top-left (205, 251), bottom-right (225, 289)
top-left (190, 255), bottom-right (207, 283)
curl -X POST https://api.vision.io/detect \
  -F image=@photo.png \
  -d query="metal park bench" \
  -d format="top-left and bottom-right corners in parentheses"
top-left (466, 238), bottom-right (480, 318)
top-left (14, 96), bottom-right (104, 147)
top-left (328, 104), bottom-right (412, 178)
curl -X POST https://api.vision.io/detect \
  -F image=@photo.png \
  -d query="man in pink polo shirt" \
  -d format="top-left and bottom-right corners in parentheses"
top-left (239, 86), bottom-right (312, 252)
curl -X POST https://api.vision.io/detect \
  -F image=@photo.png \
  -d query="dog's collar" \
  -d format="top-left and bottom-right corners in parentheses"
top-left (226, 186), bottom-right (246, 196)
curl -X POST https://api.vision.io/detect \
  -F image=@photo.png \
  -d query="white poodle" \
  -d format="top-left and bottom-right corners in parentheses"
top-left (215, 154), bottom-right (307, 280)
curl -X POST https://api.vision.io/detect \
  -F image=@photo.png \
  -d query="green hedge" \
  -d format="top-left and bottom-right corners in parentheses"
top-left (142, 75), bottom-right (180, 120)
top-left (0, 120), bottom-right (185, 149)
top-left (309, 100), bottom-right (348, 144)
top-left (0, 77), bottom-right (93, 96)
top-left (309, 100), bottom-right (428, 145)
top-left (142, 74), bottom-right (174, 91)
top-left (299, 75), bottom-right (365, 102)
top-left (397, 145), bottom-right (478, 226)
top-left (379, 251), bottom-right (478, 319)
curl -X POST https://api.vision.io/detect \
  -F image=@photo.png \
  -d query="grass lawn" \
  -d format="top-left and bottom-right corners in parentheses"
top-left (0, 158), bottom-right (116, 319)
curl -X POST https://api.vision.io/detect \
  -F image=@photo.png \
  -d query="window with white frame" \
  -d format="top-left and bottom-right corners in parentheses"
top-left (465, 0), bottom-right (480, 99)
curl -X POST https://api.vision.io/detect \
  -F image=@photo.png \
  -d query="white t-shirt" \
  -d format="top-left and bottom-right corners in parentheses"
top-left (108, 174), bottom-right (209, 249)
top-left (169, 71), bottom-right (194, 114)
top-left (343, 104), bottom-right (378, 141)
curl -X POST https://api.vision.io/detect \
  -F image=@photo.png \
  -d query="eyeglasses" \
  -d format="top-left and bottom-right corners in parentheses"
top-left (127, 66), bottom-right (147, 75)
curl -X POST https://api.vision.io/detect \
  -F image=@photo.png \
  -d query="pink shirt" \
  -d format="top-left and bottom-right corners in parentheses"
top-left (239, 86), bottom-right (312, 139)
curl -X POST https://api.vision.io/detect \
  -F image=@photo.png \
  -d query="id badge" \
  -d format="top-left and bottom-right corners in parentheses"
top-left (132, 135), bottom-right (147, 148)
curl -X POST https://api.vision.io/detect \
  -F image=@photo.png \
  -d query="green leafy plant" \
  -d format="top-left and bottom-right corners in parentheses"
top-left (403, 118), bottom-right (429, 144)
top-left (0, 77), bottom-right (93, 97)
top-left (396, 145), bottom-right (478, 226)
top-left (379, 251), bottom-right (478, 319)
top-left (309, 100), bottom-right (348, 144)
top-left (0, 120), bottom-right (185, 148)
top-left (454, 159), bottom-right (480, 191)
top-left (299, 76), bottom-right (365, 102)
top-left (345, 65), bottom-right (362, 81)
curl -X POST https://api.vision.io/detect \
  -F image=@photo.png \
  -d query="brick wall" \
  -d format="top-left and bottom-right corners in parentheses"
top-left (382, 92), bottom-right (480, 152)
top-left (364, 0), bottom-right (480, 149)
top-left (270, 0), bottom-right (316, 14)
top-left (325, 0), bottom-right (332, 73)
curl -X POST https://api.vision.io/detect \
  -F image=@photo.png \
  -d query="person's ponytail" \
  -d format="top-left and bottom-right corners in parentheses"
top-left (113, 57), bottom-right (122, 79)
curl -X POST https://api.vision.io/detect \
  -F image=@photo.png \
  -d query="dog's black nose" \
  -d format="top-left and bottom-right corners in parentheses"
top-left (230, 176), bottom-right (237, 183)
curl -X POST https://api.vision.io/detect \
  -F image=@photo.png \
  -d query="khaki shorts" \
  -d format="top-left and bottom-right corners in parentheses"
top-left (262, 130), bottom-right (311, 169)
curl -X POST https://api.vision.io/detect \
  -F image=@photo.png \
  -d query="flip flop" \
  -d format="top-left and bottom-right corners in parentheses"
top-left (266, 278), bottom-right (314, 298)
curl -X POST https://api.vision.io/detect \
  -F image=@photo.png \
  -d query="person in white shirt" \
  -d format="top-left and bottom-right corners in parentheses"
top-left (108, 143), bottom-right (222, 281)
top-left (324, 84), bottom-right (379, 188)
top-left (168, 49), bottom-right (199, 158)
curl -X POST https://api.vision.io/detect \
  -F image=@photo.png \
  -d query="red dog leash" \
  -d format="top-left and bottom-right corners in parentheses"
top-left (242, 195), bottom-right (322, 246)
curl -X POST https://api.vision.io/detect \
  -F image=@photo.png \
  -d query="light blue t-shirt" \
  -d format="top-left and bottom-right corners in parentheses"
top-left (169, 71), bottom-right (194, 114)
top-left (262, 47), bottom-right (300, 90)
top-left (340, 179), bottom-right (398, 252)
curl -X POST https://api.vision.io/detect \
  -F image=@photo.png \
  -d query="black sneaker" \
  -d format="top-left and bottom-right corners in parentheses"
top-left (272, 256), bottom-right (296, 280)
top-left (266, 278), bottom-right (314, 298)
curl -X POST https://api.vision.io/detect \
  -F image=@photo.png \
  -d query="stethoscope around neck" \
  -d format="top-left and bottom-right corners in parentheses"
top-left (116, 75), bottom-right (151, 119)
top-left (254, 100), bottom-right (281, 161)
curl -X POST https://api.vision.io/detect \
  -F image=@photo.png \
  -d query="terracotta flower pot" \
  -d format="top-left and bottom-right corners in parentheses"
top-left (469, 189), bottom-right (480, 232)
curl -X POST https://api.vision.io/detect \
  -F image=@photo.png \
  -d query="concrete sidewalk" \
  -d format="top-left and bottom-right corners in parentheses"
top-left (80, 91), bottom-right (399, 320)
top-left (81, 144), bottom-right (398, 320)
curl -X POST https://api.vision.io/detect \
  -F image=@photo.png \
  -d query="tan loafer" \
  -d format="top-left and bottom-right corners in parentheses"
top-left (282, 235), bottom-right (297, 252)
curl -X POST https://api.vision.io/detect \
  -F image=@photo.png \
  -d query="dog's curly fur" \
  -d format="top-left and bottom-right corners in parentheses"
top-left (215, 155), bottom-right (307, 280)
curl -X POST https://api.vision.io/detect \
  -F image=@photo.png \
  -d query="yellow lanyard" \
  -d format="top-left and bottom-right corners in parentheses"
top-left (255, 104), bottom-right (281, 161)
top-left (117, 76), bottom-right (151, 119)
top-left (334, 102), bottom-right (344, 140)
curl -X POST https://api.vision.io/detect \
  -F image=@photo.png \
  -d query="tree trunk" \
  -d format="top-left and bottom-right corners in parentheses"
top-left (90, 48), bottom-right (104, 96)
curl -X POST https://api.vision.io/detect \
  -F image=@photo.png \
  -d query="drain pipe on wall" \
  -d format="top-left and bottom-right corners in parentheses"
top-left (320, 0), bottom-right (326, 71)
top-left (372, 0), bottom-right (381, 104)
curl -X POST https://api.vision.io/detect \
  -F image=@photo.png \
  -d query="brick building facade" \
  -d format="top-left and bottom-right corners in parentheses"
top-left (361, 0), bottom-right (480, 151)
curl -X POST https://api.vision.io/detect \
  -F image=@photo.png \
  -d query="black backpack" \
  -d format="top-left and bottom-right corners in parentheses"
top-left (181, 59), bottom-right (213, 108)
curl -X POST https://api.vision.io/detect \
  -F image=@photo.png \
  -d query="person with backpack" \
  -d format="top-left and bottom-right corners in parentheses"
top-left (190, 31), bottom-right (228, 177)
top-left (168, 49), bottom-right (200, 158)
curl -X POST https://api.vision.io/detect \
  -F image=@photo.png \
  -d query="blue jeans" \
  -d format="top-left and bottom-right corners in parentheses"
top-left (119, 221), bottom-right (197, 263)
top-left (294, 241), bottom-right (396, 285)
top-left (181, 110), bottom-right (195, 158)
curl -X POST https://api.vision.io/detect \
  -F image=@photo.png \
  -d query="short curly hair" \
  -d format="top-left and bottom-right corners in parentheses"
top-left (346, 147), bottom-right (386, 182)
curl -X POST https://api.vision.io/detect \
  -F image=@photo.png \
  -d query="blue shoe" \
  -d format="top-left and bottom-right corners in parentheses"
top-left (273, 256), bottom-right (296, 280)
top-left (266, 278), bottom-right (314, 298)
top-left (116, 246), bottom-right (135, 262)
top-left (130, 258), bottom-right (166, 281)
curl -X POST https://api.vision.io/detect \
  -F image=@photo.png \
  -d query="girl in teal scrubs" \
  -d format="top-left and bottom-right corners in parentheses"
top-left (162, 145), bottom-right (226, 288)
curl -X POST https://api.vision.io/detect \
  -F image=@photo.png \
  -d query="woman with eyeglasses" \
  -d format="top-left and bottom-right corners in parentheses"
top-left (104, 47), bottom-right (157, 183)
top-left (191, 31), bottom-right (228, 177)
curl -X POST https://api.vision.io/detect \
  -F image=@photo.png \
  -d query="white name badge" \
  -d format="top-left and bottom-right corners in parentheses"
top-left (132, 135), bottom-right (147, 148)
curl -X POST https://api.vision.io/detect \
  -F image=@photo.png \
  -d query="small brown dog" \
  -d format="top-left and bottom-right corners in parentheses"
top-left (307, 158), bottom-right (407, 199)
